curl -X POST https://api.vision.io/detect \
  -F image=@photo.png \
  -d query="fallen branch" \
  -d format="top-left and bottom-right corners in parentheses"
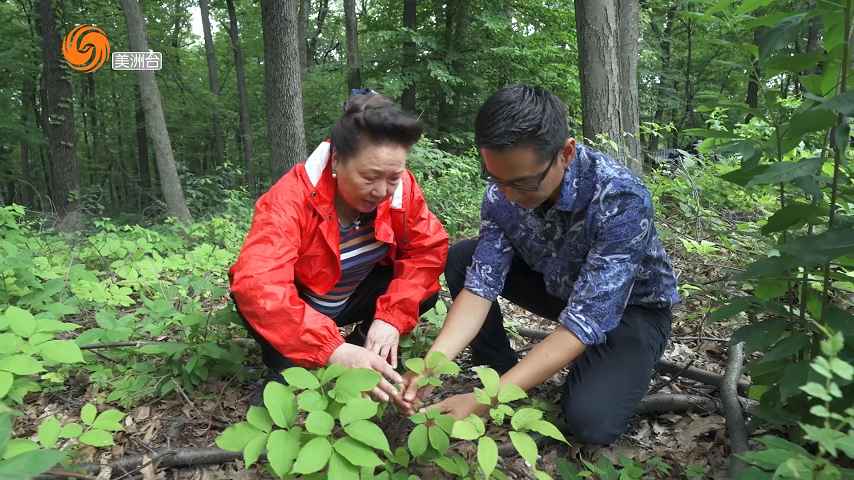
top-left (722, 342), bottom-right (749, 478)
top-left (636, 393), bottom-right (718, 415)
top-left (37, 448), bottom-right (241, 479)
top-left (515, 327), bottom-right (750, 394)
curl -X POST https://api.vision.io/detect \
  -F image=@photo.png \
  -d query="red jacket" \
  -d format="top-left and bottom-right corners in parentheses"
top-left (229, 141), bottom-right (449, 368)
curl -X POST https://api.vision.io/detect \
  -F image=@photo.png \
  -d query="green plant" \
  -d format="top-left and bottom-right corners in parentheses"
top-left (404, 351), bottom-right (460, 387)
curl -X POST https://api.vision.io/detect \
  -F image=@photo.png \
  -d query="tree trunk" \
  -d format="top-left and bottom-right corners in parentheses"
top-left (39, 0), bottom-right (80, 229)
top-left (344, 0), bottom-right (361, 91)
top-left (298, 0), bottom-right (309, 76)
top-left (647, 2), bottom-right (676, 159)
top-left (18, 77), bottom-right (36, 208)
top-left (574, 0), bottom-right (623, 159)
top-left (120, 0), bottom-right (193, 223)
top-left (438, 0), bottom-right (467, 131)
top-left (261, 0), bottom-right (307, 180)
top-left (617, 0), bottom-right (642, 175)
top-left (226, 0), bottom-right (255, 193)
top-left (135, 84), bottom-right (150, 195)
top-left (199, 0), bottom-right (225, 169)
top-left (401, 0), bottom-right (417, 112)
top-left (745, 28), bottom-right (761, 112)
top-left (307, 0), bottom-right (329, 63)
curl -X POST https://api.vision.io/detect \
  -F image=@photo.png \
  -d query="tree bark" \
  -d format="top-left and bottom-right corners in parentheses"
top-left (120, 0), bottom-right (193, 223)
top-left (344, 0), bottom-right (362, 91)
top-left (617, 0), bottom-right (642, 175)
top-left (574, 0), bottom-right (623, 159)
top-left (745, 28), bottom-right (761, 113)
top-left (39, 0), bottom-right (80, 229)
top-left (199, 0), bottom-right (225, 169)
top-left (401, 0), bottom-right (417, 113)
top-left (261, 0), bottom-right (307, 180)
top-left (298, 0), bottom-right (309, 76)
top-left (18, 77), bottom-right (36, 208)
top-left (226, 0), bottom-right (255, 193)
top-left (135, 84), bottom-right (151, 195)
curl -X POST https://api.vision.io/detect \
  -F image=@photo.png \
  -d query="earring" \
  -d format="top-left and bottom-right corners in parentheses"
top-left (332, 170), bottom-right (337, 178)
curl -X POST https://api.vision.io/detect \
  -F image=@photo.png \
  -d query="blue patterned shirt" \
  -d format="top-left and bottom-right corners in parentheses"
top-left (464, 144), bottom-right (680, 345)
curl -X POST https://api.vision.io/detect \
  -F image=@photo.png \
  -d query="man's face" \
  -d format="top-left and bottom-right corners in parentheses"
top-left (480, 139), bottom-right (575, 209)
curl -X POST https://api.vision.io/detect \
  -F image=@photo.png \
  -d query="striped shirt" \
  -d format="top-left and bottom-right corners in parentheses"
top-left (301, 215), bottom-right (388, 318)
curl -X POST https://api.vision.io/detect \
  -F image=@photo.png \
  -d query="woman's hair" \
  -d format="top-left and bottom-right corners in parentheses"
top-left (330, 93), bottom-right (423, 161)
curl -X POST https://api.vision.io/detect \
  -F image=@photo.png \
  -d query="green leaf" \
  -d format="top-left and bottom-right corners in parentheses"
top-left (79, 429), bottom-right (114, 447)
top-left (321, 363), bottom-right (347, 385)
top-left (802, 425), bottom-right (843, 457)
top-left (215, 422), bottom-right (262, 452)
top-left (328, 451), bottom-right (359, 480)
top-left (782, 228), bottom-right (854, 268)
top-left (333, 437), bottom-right (383, 468)
top-left (821, 332), bottom-right (845, 357)
top-left (35, 319), bottom-right (79, 334)
top-left (332, 369), bottom-right (381, 400)
top-left (38, 340), bottom-right (84, 364)
top-left (509, 431), bottom-right (538, 465)
top-left (529, 420), bottom-right (568, 444)
top-left (339, 397), bottom-right (379, 426)
top-left (306, 411), bottom-right (335, 436)
top-left (451, 415), bottom-right (485, 440)
top-left (428, 426), bottom-right (449, 454)
top-left (474, 367), bottom-right (500, 396)
top-left (292, 437), bottom-right (332, 475)
top-left (511, 408), bottom-right (543, 430)
top-left (59, 423), bottom-right (82, 439)
top-left (733, 318), bottom-right (787, 354)
top-left (425, 351), bottom-right (446, 370)
top-left (2, 439), bottom-right (37, 459)
top-left (761, 335), bottom-right (810, 363)
top-left (282, 367), bottom-right (320, 390)
top-left (297, 390), bottom-right (328, 412)
top-left (477, 436), bottom-right (498, 477)
top-left (758, 13), bottom-right (806, 58)
top-left (497, 384), bottom-right (527, 403)
top-left (5, 307), bottom-right (35, 338)
top-left (37, 416), bottom-right (61, 449)
top-left (344, 420), bottom-right (390, 452)
top-left (0, 335), bottom-right (21, 355)
top-left (829, 358), bottom-right (853, 381)
top-left (246, 406), bottom-right (273, 433)
top-left (734, 0), bottom-right (771, 15)
top-left (0, 354), bottom-right (43, 375)
top-left (0, 414), bottom-right (10, 456)
top-left (92, 409), bottom-right (125, 432)
top-left (761, 203), bottom-right (824, 234)
top-left (0, 448), bottom-right (64, 478)
top-left (267, 429), bottom-right (300, 477)
top-left (0, 373), bottom-right (13, 399)
top-left (407, 424), bottom-right (428, 457)
top-left (405, 358), bottom-right (425, 374)
top-left (822, 90), bottom-right (854, 116)
top-left (800, 382), bottom-right (831, 401)
top-left (746, 157), bottom-right (824, 187)
top-left (243, 433), bottom-right (268, 468)
top-left (711, 297), bottom-right (756, 321)
top-left (264, 382), bottom-right (297, 428)
top-left (80, 404), bottom-right (97, 426)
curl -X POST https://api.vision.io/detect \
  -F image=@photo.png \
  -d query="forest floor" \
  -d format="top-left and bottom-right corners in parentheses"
top-left (26, 214), bottom-right (755, 480)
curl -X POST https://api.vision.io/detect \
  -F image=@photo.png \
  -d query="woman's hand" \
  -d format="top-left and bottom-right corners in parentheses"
top-left (395, 371), bottom-right (433, 415)
top-left (328, 343), bottom-right (403, 402)
top-left (430, 392), bottom-right (487, 420)
top-left (365, 319), bottom-right (400, 369)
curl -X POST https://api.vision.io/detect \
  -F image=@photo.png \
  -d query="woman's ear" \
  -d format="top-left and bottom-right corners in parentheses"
top-left (331, 150), bottom-right (339, 172)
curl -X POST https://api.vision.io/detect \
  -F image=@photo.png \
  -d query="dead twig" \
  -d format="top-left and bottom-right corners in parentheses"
top-left (722, 341), bottom-right (749, 478)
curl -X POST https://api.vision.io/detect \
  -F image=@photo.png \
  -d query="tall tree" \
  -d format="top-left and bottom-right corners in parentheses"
top-left (39, 0), bottom-right (80, 228)
top-left (617, 0), bottom-right (641, 172)
top-left (120, 0), bottom-right (193, 223)
top-left (344, 0), bottom-right (361, 90)
top-left (401, 0), bottom-right (417, 112)
top-left (225, 0), bottom-right (255, 191)
top-left (199, 0), bottom-right (225, 168)
top-left (298, 0), bottom-right (309, 76)
top-left (261, 0), bottom-right (306, 178)
top-left (306, 0), bottom-right (329, 63)
top-left (134, 84), bottom-right (150, 197)
top-left (574, 0), bottom-right (642, 175)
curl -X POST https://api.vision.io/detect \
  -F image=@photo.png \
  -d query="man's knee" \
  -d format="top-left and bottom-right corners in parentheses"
top-left (562, 396), bottom-right (625, 445)
top-left (444, 239), bottom-right (478, 292)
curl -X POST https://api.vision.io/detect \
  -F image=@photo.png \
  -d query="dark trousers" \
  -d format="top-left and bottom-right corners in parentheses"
top-left (445, 239), bottom-right (672, 445)
top-left (236, 266), bottom-right (439, 372)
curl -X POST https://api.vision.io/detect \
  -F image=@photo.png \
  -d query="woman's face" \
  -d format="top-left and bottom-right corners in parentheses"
top-left (332, 142), bottom-right (407, 213)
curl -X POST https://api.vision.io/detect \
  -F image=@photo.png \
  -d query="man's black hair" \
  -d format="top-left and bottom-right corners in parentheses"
top-left (474, 85), bottom-right (569, 164)
top-left (331, 92), bottom-right (423, 161)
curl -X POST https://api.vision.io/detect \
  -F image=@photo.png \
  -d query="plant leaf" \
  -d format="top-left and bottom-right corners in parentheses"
top-left (344, 420), bottom-right (390, 452)
top-left (246, 406), bottom-right (273, 433)
top-left (80, 404), bottom-right (97, 426)
top-left (39, 340), bottom-right (84, 364)
top-left (497, 383), bottom-right (527, 403)
top-left (79, 429), bottom-right (113, 448)
top-left (215, 422), bottom-right (261, 452)
top-left (37, 416), bottom-right (61, 449)
top-left (243, 433), bottom-right (268, 468)
top-left (266, 428), bottom-right (300, 477)
top-left (282, 367), bottom-right (320, 390)
top-left (291, 437), bottom-right (332, 475)
top-left (333, 437), bottom-right (383, 468)
top-left (511, 408), bottom-right (543, 430)
top-left (477, 436), bottom-right (498, 477)
top-left (510, 431), bottom-right (538, 465)
top-left (263, 382), bottom-right (297, 428)
top-left (339, 397), bottom-right (378, 426)
top-left (92, 409), bottom-right (125, 432)
top-left (306, 411), bottom-right (335, 436)
top-left (428, 426), bottom-right (450, 454)
top-left (474, 367), bottom-right (500, 397)
top-left (327, 450), bottom-right (359, 480)
top-left (407, 424), bottom-right (428, 457)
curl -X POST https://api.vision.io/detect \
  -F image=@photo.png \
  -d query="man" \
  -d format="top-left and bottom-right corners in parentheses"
top-left (400, 85), bottom-right (679, 445)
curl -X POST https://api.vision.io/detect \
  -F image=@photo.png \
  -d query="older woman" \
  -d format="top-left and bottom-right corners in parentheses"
top-left (229, 93), bottom-right (448, 402)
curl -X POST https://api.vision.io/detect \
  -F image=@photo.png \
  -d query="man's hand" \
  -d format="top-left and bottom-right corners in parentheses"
top-left (329, 343), bottom-right (403, 402)
top-left (365, 319), bottom-right (400, 368)
top-left (430, 392), bottom-right (487, 420)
